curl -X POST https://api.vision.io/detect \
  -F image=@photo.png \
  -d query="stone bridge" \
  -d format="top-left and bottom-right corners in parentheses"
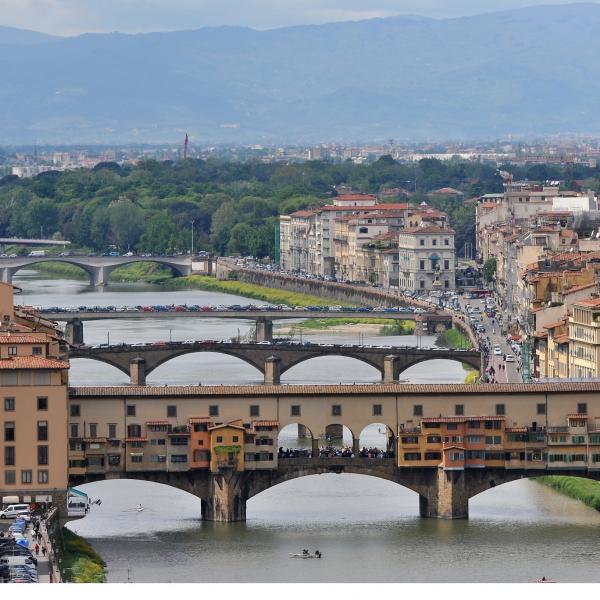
top-left (42, 309), bottom-right (453, 345)
top-left (68, 341), bottom-right (482, 384)
top-left (0, 255), bottom-right (192, 286)
top-left (69, 459), bottom-right (600, 522)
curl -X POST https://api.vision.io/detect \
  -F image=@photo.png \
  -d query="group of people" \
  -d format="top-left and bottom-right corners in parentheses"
top-left (278, 448), bottom-right (312, 458)
top-left (357, 447), bottom-right (394, 459)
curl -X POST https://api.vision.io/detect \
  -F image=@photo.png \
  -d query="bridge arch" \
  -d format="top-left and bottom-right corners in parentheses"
top-left (277, 423), bottom-right (314, 452)
top-left (103, 258), bottom-right (190, 282)
top-left (68, 357), bottom-right (132, 384)
top-left (398, 355), bottom-right (480, 381)
top-left (357, 423), bottom-right (396, 454)
top-left (280, 354), bottom-right (382, 383)
top-left (9, 259), bottom-right (97, 285)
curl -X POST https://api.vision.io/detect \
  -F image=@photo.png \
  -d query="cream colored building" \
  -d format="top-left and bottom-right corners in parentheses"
top-left (569, 297), bottom-right (600, 378)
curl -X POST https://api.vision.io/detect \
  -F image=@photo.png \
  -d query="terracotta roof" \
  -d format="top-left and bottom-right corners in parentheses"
top-left (402, 226), bottom-right (455, 234)
top-left (533, 331), bottom-right (548, 338)
top-left (125, 438), bottom-right (147, 442)
top-left (208, 423), bottom-right (245, 431)
top-left (543, 319), bottom-right (568, 330)
top-left (69, 382), bottom-right (600, 397)
top-left (553, 334), bottom-right (570, 344)
top-left (290, 210), bottom-right (314, 218)
top-left (253, 420), bottom-right (279, 427)
top-left (421, 416), bottom-right (505, 423)
top-left (189, 417), bottom-right (213, 424)
top-left (564, 282), bottom-right (596, 294)
top-left (83, 438), bottom-right (107, 443)
top-left (575, 297), bottom-right (600, 308)
top-left (145, 420), bottom-right (169, 425)
top-left (336, 194), bottom-right (377, 201)
top-left (0, 334), bottom-right (48, 343)
top-left (0, 356), bottom-right (68, 369)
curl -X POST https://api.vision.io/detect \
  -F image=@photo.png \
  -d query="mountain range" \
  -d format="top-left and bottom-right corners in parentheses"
top-left (2, 3), bottom-right (600, 144)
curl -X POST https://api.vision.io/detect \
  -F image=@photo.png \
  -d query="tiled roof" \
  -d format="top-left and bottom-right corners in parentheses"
top-left (253, 420), bottom-right (279, 427)
top-left (402, 226), bottom-right (455, 234)
top-left (336, 194), bottom-right (377, 201)
top-left (70, 382), bottom-right (600, 397)
top-left (0, 356), bottom-right (68, 369)
top-left (575, 297), bottom-right (600, 308)
top-left (543, 319), bottom-right (568, 330)
top-left (189, 417), bottom-right (213, 423)
top-left (421, 416), bottom-right (505, 423)
top-left (0, 334), bottom-right (48, 343)
top-left (290, 210), bottom-right (314, 218)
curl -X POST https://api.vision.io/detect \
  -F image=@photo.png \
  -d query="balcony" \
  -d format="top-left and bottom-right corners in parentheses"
top-left (547, 426), bottom-right (569, 433)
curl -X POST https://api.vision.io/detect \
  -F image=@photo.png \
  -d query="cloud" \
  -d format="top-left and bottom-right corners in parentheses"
top-left (0, 0), bottom-right (598, 36)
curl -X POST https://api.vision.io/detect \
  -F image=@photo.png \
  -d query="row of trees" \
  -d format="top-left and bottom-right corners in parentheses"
top-left (4, 155), bottom-right (588, 258)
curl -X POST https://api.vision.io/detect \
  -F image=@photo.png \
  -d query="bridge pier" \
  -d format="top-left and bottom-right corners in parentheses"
top-left (0, 267), bottom-right (12, 284)
top-left (65, 319), bottom-right (84, 346)
top-left (383, 355), bottom-right (401, 383)
top-left (419, 468), bottom-right (469, 519)
top-left (130, 358), bottom-right (146, 385)
top-left (92, 266), bottom-right (107, 287)
top-left (264, 356), bottom-right (280, 385)
top-left (255, 318), bottom-right (273, 343)
top-left (201, 472), bottom-right (247, 522)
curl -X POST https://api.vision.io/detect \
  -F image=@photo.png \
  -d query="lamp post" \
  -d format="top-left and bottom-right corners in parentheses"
top-left (190, 219), bottom-right (195, 256)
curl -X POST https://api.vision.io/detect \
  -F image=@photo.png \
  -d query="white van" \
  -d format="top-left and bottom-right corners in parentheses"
top-left (28, 250), bottom-right (46, 257)
top-left (0, 504), bottom-right (30, 519)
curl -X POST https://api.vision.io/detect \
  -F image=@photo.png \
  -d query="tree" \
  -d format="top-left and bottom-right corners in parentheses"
top-left (138, 214), bottom-right (178, 254)
top-left (483, 258), bottom-right (497, 282)
top-left (108, 200), bottom-right (144, 250)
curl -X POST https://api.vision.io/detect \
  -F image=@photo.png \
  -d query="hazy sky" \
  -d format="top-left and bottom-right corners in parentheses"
top-left (1, 0), bottom-right (598, 36)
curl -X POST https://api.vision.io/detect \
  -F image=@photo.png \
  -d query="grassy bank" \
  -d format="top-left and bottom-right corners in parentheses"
top-left (288, 317), bottom-right (415, 335)
top-left (536, 476), bottom-right (600, 511)
top-left (437, 328), bottom-right (471, 349)
top-left (25, 260), bottom-right (171, 283)
top-left (60, 528), bottom-right (106, 583)
top-left (166, 275), bottom-right (353, 307)
top-left (464, 369), bottom-right (479, 384)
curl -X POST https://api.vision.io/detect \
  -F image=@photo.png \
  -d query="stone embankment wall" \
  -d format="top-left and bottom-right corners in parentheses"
top-left (215, 260), bottom-right (477, 348)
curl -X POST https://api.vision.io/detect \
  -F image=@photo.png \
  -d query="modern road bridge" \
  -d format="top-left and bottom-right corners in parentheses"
top-left (69, 340), bottom-right (481, 384)
top-left (0, 255), bottom-right (192, 286)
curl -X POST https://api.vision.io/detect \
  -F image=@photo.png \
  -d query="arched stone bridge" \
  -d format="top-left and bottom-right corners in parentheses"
top-left (69, 341), bottom-right (482, 384)
top-left (70, 460), bottom-right (600, 522)
top-left (0, 255), bottom-right (192, 286)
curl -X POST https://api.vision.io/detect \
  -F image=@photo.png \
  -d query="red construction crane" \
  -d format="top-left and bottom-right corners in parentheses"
top-left (183, 133), bottom-right (189, 160)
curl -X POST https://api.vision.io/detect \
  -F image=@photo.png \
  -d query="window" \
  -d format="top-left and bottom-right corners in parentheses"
top-left (37, 397), bottom-right (48, 411)
top-left (404, 452), bottom-right (422, 461)
top-left (419, 239), bottom-right (425, 246)
top-left (127, 424), bottom-right (141, 437)
top-left (432, 239), bottom-right (437, 246)
top-left (250, 405), bottom-right (260, 417)
top-left (70, 423), bottom-right (79, 438)
top-left (37, 421), bottom-right (48, 441)
top-left (425, 452), bottom-right (441, 460)
top-left (38, 470), bottom-right (49, 484)
top-left (413, 404), bottom-right (423, 417)
top-left (467, 421), bottom-right (480, 429)
top-left (4, 470), bottom-right (15, 485)
top-left (232, 436), bottom-right (239, 443)
top-left (70, 404), bottom-right (80, 417)
top-left (444, 260), bottom-right (449, 270)
top-left (32, 346), bottom-right (42, 356)
top-left (170, 437), bottom-right (188, 446)
top-left (127, 405), bottom-right (136, 417)
top-left (8, 346), bottom-right (17, 356)
top-left (419, 260), bottom-right (425, 270)
top-left (536, 403), bottom-right (546, 415)
top-left (372, 404), bottom-right (382, 416)
top-left (209, 405), bottom-right (219, 417)
top-left (167, 405), bottom-right (177, 418)
top-left (401, 436), bottom-right (419, 444)
top-left (108, 423), bottom-right (117, 438)
top-left (171, 455), bottom-right (188, 463)
top-left (130, 440), bottom-right (144, 448)
top-left (4, 446), bottom-right (15, 466)
top-left (444, 239), bottom-right (449, 246)
top-left (359, 227), bottom-right (368, 234)
top-left (38, 445), bottom-right (48, 465)
top-left (572, 436), bottom-right (585, 444)
top-left (495, 404), bottom-right (505, 416)
top-left (427, 435), bottom-right (441, 443)
top-left (4, 397), bottom-right (15, 411)
top-left (444, 280), bottom-right (449, 289)
top-left (89, 423), bottom-right (97, 438)
top-left (577, 403), bottom-right (588, 414)
top-left (216, 436), bottom-right (223, 443)
top-left (332, 405), bottom-right (342, 417)
top-left (21, 470), bottom-right (32, 484)
top-left (130, 454), bottom-right (143, 463)
top-left (447, 423), bottom-right (458, 430)
top-left (291, 405), bottom-right (301, 417)
top-left (419, 280), bottom-right (425, 289)
top-left (4, 421), bottom-right (15, 442)
top-left (455, 404), bottom-right (464, 416)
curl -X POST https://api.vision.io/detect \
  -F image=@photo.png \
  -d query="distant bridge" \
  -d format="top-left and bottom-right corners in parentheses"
top-left (68, 340), bottom-right (481, 385)
top-left (40, 309), bottom-right (453, 345)
top-left (0, 237), bottom-right (71, 247)
top-left (0, 255), bottom-right (192, 286)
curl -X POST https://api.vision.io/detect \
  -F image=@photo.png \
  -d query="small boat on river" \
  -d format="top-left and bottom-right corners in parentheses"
top-left (290, 550), bottom-right (322, 559)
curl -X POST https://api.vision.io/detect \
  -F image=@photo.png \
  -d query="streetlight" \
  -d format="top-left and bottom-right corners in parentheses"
top-left (190, 219), bottom-right (195, 256)
top-left (107, 331), bottom-right (110, 346)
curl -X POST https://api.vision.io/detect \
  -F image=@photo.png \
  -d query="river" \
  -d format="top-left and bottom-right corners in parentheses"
top-left (14, 271), bottom-right (600, 583)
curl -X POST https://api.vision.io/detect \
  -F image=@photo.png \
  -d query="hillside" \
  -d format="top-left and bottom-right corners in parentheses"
top-left (2, 4), bottom-right (600, 143)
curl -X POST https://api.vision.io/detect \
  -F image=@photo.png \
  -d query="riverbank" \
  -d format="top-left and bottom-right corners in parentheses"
top-left (165, 275), bottom-right (354, 307)
top-left (60, 527), bottom-right (106, 583)
top-left (536, 476), bottom-right (600, 511)
top-left (436, 328), bottom-right (471, 349)
top-left (276, 318), bottom-right (416, 336)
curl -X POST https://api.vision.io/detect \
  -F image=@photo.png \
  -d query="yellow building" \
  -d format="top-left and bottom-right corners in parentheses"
top-left (209, 422), bottom-right (245, 472)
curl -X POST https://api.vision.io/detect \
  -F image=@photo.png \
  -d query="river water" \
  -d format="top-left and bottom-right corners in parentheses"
top-left (14, 271), bottom-right (600, 583)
